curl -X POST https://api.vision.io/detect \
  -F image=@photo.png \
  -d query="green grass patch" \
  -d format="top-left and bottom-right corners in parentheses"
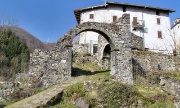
top-left (51, 100), bottom-right (78, 108)
top-left (161, 70), bottom-right (180, 80)
top-left (63, 83), bottom-right (86, 100)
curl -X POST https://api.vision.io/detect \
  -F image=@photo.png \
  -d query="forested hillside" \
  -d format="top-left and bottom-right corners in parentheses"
top-left (0, 28), bottom-right (30, 81)
top-left (2, 26), bottom-right (55, 52)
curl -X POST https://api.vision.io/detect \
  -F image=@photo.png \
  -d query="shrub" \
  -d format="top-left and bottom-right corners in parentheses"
top-left (98, 82), bottom-right (139, 108)
top-left (63, 83), bottom-right (85, 101)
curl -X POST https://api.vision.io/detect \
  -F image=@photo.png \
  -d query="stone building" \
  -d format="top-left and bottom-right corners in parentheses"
top-left (74, 2), bottom-right (175, 56)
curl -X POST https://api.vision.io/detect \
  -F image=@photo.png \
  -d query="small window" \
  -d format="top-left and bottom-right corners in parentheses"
top-left (89, 14), bottom-right (94, 19)
top-left (133, 17), bottom-right (137, 25)
top-left (113, 16), bottom-right (117, 22)
top-left (158, 31), bottom-right (162, 39)
top-left (93, 44), bottom-right (98, 54)
top-left (123, 6), bottom-right (126, 12)
top-left (133, 28), bottom-right (136, 31)
top-left (157, 18), bottom-right (160, 25)
top-left (156, 11), bottom-right (160, 15)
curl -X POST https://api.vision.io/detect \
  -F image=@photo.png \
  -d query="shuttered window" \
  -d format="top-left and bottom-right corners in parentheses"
top-left (133, 17), bottom-right (137, 25)
top-left (158, 31), bottom-right (162, 39)
top-left (157, 18), bottom-right (160, 24)
top-left (113, 16), bottom-right (117, 22)
top-left (89, 14), bottom-right (94, 19)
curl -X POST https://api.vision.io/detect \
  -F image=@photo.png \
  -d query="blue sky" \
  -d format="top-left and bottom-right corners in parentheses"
top-left (0, 0), bottom-right (179, 42)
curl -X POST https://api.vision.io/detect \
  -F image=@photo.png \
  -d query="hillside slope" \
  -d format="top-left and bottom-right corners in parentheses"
top-left (1, 26), bottom-right (55, 52)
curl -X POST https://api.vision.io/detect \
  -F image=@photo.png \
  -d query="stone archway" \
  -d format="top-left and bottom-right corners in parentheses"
top-left (29, 14), bottom-right (136, 87)
top-left (53, 14), bottom-right (134, 84)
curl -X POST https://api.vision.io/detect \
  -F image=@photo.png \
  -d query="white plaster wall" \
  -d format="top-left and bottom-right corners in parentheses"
top-left (78, 6), bottom-right (173, 53)
top-left (172, 23), bottom-right (180, 50)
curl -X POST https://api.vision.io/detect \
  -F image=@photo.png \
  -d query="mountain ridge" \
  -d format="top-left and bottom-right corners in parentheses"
top-left (0, 26), bottom-right (55, 52)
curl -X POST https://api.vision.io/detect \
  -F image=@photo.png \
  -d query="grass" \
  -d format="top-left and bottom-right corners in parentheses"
top-left (51, 100), bottom-right (78, 108)
top-left (73, 62), bottom-right (102, 72)
top-left (160, 70), bottom-right (180, 80)
top-left (135, 76), bottom-right (176, 108)
top-left (5, 61), bottom-right (177, 108)
top-left (72, 62), bottom-right (110, 82)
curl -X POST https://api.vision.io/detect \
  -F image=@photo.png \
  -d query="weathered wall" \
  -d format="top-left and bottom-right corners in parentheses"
top-left (29, 49), bottom-right (71, 88)
top-left (132, 51), bottom-right (180, 78)
top-left (72, 44), bottom-right (89, 56)
top-left (160, 77), bottom-right (180, 108)
top-left (130, 34), bottom-right (143, 50)
top-left (0, 82), bottom-right (15, 102)
top-left (97, 34), bottom-right (109, 67)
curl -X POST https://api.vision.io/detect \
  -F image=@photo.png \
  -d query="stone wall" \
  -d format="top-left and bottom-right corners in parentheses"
top-left (97, 34), bottom-right (109, 67)
top-left (132, 51), bottom-right (180, 78)
top-left (0, 82), bottom-right (15, 102)
top-left (160, 77), bottom-right (180, 108)
top-left (72, 44), bottom-right (89, 56)
top-left (29, 49), bottom-right (71, 88)
top-left (130, 34), bottom-right (143, 50)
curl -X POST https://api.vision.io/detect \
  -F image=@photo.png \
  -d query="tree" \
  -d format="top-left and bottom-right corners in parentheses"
top-left (0, 29), bottom-right (30, 80)
top-left (0, 13), bottom-right (18, 26)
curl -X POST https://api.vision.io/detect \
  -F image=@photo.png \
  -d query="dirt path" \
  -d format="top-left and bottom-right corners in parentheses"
top-left (5, 77), bottom-right (82, 108)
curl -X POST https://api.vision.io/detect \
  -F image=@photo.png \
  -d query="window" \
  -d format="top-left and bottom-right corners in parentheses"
top-left (156, 11), bottom-right (160, 15)
top-left (157, 18), bottom-right (160, 25)
top-left (133, 28), bottom-right (136, 31)
top-left (158, 31), bottom-right (162, 39)
top-left (133, 17), bottom-right (137, 25)
top-left (123, 6), bottom-right (126, 12)
top-left (93, 44), bottom-right (98, 54)
top-left (89, 14), bottom-right (94, 19)
top-left (113, 16), bottom-right (117, 22)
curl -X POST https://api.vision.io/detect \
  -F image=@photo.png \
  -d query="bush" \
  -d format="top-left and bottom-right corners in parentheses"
top-left (98, 82), bottom-right (139, 108)
top-left (63, 83), bottom-right (85, 101)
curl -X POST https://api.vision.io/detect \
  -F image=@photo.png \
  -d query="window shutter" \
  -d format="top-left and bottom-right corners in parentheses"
top-left (89, 14), bottom-right (94, 19)
top-left (113, 16), bottom-right (117, 22)
top-left (157, 18), bottom-right (160, 24)
top-left (158, 31), bottom-right (162, 38)
top-left (133, 17), bottom-right (137, 25)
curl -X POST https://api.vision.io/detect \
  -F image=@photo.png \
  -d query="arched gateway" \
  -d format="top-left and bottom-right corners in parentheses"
top-left (29, 14), bottom-right (139, 88)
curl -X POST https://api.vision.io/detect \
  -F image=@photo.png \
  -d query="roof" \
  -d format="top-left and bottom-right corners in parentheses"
top-left (172, 18), bottom-right (180, 29)
top-left (74, 2), bottom-right (175, 24)
top-left (171, 22), bottom-right (180, 29)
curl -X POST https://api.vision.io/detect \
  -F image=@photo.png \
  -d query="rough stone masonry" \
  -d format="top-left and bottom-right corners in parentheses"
top-left (28, 14), bottom-right (143, 87)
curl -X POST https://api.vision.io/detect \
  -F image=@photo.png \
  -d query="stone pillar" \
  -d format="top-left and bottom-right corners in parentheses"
top-left (110, 48), bottom-right (133, 85)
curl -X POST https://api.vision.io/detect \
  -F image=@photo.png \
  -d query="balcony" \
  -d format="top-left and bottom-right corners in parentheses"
top-left (132, 20), bottom-right (145, 29)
